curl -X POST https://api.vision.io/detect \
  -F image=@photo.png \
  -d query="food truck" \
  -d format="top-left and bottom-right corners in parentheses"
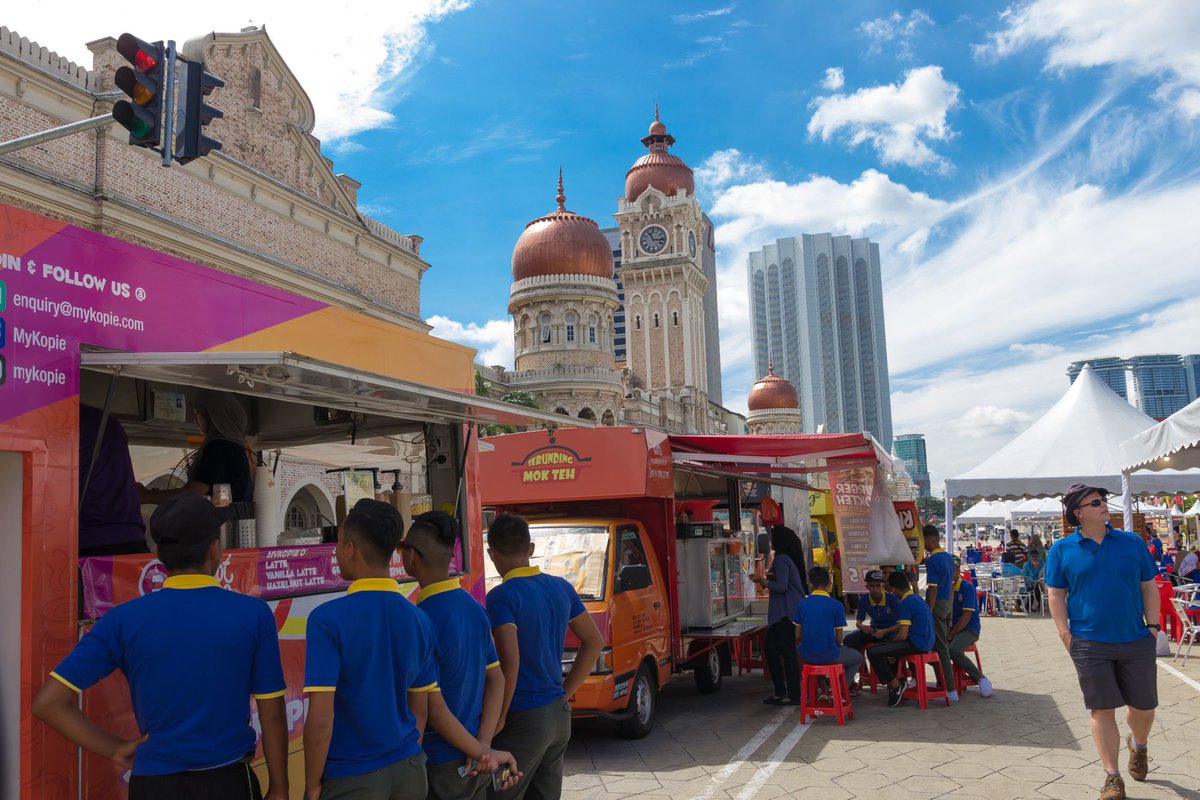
top-left (478, 426), bottom-right (895, 738)
top-left (0, 202), bottom-right (576, 799)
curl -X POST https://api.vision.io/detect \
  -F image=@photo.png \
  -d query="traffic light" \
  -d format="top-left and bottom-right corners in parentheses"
top-left (112, 34), bottom-right (163, 148)
top-left (174, 58), bottom-right (224, 164)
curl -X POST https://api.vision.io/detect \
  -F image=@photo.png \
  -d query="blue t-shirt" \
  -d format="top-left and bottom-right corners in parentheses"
top-left (896, 590), bottom-right (935, 652)
top-left (417, 579), bottom-right (500, 766)
top-left (952, 577), bottom-right (981, 635)
top-left (304, 578), bottom-right (439, 779)
top-left (855, 591), bottom-right (901, 628)
top-left (50, 575), bottom-right (285, 775)
top-left (924, 549), bottom-right (955, 602)
top-left (1149, 537), bottom-right (1163, 562)
top-left (791, 590), bottom-right (846, 664)
top-left (1044, 526), bottom-right (1159, 644)
top-left (486, 566), bottom-right (586, 712)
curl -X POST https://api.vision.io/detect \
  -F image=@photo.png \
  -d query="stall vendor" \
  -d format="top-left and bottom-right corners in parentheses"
top-left (79, 404), bottom-right (148, 556)
top-left (140, 390), bottom-right (254, 505)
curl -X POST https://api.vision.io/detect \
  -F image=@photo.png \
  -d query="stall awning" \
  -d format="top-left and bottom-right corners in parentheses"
top-left (667, 433), bottom-right (892, 469)
top-left (81, 351), bottom-right (589, 433)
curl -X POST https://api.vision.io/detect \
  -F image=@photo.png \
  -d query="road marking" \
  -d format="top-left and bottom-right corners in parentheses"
top-left (688, 708), bottom-right (788, 800)
top-left (1157, 659), bottom-right (1200, 693)
top-left (733, 720), bottom-right (811, 800)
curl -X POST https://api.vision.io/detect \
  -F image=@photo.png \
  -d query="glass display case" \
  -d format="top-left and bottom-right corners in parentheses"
top-left (678, 530), bottom-right (753, 629)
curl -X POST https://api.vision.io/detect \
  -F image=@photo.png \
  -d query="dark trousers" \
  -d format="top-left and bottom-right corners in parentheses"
top-left (129, 761), bottom-right (262, 800)
top-left (866, 639), bottom-right (925, 686)
top-left (843, 629), bottom-right (893, 652)
top-left (490, 697), bottom-right (572, 800)
top-left (764, 618), bottom-right (801, 700)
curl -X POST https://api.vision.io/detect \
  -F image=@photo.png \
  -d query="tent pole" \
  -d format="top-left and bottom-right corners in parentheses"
top-left (1121, 472), bottom-right (1133, 532)
top-left (945, 488), bottom-right (954, 559)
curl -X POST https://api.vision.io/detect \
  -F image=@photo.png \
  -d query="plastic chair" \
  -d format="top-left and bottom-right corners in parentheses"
top-left (859, 642), bottom-right (880, 694)
top-left (900, 652), bottom-right (950, 710)
top-left (953, 642), bottom-right (984, 694)
top-left (1170, 597), bottom-right (1199, 667)
top-left (799, 662), bottom-right (854, 725)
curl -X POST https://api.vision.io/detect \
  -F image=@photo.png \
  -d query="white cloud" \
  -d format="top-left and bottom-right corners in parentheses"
top-left (822, 67), bottom-right (845, 91)
top-left (1010, 342), bottom-right (1065, 359)
top-left (978, 0), bottom-right (1200, 117)
top-left (426, 315), bottom-right (513, 368)
top-left (953, 405), bottom-right (1033, 438)
top-left (3, 1), bottom-right (471, 143)
top-left (673, 6), bottom-right (736, 24)
top-left (859, 10), bottom-right (934, 58)
top-left (808, 66), bottom-right (962, 170)
top-left (694, 148), bottom-right (770, 195)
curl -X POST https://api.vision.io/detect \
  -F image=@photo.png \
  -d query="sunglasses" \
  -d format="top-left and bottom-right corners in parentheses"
top-left (1076, 498), bottom-right (1107, 509)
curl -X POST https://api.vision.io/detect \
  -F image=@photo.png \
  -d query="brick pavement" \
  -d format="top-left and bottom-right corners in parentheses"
top-left (563, 614), bottom-right (1200, 799)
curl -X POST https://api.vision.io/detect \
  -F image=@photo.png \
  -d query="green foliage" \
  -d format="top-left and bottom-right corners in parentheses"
top-left (479, 390), bottom-right (541, 437)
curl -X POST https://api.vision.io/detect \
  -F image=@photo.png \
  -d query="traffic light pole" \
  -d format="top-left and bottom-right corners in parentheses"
top-left (0, 114), bottom-right (115, 157)
top-left (161, 40), bottom-right (176, 167)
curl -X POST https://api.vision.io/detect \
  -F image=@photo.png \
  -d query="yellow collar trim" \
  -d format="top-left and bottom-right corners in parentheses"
top-left (953, 576), bottom-right (962, 590)
top-left (347, 578), bottom-right (401, 594)
top-left (869, 595), bottom-right (887, 606)
top-left (811, 590), bottom-right (831, 597)
top-left (899, 590), bottom-right (914, 600)
top-left (163, 575), bottom-right (219, 589)
top-left (503, 566), bottom-right (541, 581)
top-left (930, 548), bottom-right (946, 555)
top-left (416, 578), bottom-right (462, 604)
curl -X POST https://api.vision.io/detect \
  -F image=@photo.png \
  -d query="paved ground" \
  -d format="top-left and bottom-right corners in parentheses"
top-left (562, 614), bottom-right (1200, 799)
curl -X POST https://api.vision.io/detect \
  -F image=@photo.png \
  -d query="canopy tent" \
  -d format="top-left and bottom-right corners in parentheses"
top-left (1009, 497), bottom-right (1064, 518)
top-left (945, 366), bottom-right (1200, 538)
top-left (1187, 501), bottom-right (1200, 517)
top-left (1121, 394), bottom-right (1200, 473)
top-left (954, 500), bottom-right (1013, 524)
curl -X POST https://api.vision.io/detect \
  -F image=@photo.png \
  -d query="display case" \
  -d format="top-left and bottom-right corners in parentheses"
top-left (677, 530), bottom-right (753, 629)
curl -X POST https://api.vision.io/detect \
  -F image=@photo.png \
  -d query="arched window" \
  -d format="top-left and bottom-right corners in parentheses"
top-left (601, 410), bottom-right (616, 426)
top-left (653, 313), bottom-right (660, 329)
top-left (578, 408), bottom-right (596, 421)
top-left (565, 312), bottom-right (577, 343)
top-left (672, 310), bottom-right (679, 327)
top-left (555, 407), bottom-right (569, 416)
top-left (588, 315), bottom-right (597, 344)
top-left (635, 315), bottom-right (641, 331)
top-left (540, 313), bottom-right (552, 343)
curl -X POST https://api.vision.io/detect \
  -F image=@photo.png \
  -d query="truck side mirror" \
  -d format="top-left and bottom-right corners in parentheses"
top-left (617, 564), bottom-right (651, 592)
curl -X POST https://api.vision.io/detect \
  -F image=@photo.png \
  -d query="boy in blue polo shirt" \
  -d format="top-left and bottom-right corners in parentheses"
top-left (843, 568), bottom-right (902, 653)
top-left (866, 570), bottom-right (936, 708)
top-left (949, 574), bottom-right (993, 697)
top-left (401, 511), bottom-right (513, 800)
top-left (303, 500), bottom-right (515, 800)
top-left (922, 525), bottom-right (958, 701)
top-left (32, 492), bottom-right (289, 800)
top-left (792, 567), bottom-right (863, 694)
top-left (486, 514), bottom-right (603, 800)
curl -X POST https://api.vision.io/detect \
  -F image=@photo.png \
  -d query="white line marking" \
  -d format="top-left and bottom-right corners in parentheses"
top-left (688, 708), bottom-right (788, 800)
top-left (733, 721), bottom-right (811, 800)
top-left (1157, 659), bottom-right (1200, 693)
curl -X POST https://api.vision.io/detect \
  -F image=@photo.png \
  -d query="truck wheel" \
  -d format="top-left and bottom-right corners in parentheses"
top-left (617, 664), bottom-right (656, 739)
top-left (692, 642), bottom-right (724, 694)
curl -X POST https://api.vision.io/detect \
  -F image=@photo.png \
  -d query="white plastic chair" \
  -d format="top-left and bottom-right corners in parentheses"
top-left (1170, 597), bottom-right (1199, 667)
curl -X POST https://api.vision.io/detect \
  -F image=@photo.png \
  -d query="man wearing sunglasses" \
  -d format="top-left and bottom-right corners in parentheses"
top-left (1046, 484), bottom-right (1161, 800)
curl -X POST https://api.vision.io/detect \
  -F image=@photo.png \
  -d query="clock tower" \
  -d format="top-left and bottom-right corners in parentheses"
top-left (615, 108), bottom-right (714, 432)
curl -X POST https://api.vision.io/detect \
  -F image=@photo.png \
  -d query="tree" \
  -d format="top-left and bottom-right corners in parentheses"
top-left (479, 391), bottom-right (541, 437)
top-left (915, 495), bottom-right (943, 521)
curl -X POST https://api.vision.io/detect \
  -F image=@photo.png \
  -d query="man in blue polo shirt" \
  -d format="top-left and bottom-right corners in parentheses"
top-left (922, 524), bottom-right (958, 701)
top-left (866, 570), bottom-right (936, 708)
top-left (486, 514), bottom-right (603, 800)
top-left (303, 500), bottom-right (515, 800)
top-left (949, 574), bottom-right (993, 698)
top-left (401, 511), bottom-right (510, 800)
top-left (792, 567), bottom-right (863, 693)
top-left (32, 492), bottom-right (289, 800)
top-left (1047, 485), bottom-right (1161, 800)
top-left (843, 568), bottom-right (902, 653)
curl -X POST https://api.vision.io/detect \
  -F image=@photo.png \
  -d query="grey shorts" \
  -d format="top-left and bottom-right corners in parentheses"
top-left (1069, 635), bottom-right (1158, 711)
top-left (320, 752), bottom-right (427, 800)
top-left (427, 757), bottom-right (489, 800)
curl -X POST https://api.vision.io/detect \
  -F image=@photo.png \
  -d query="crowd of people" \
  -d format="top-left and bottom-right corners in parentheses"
top-left (33, 498), bottom-right (601, 800)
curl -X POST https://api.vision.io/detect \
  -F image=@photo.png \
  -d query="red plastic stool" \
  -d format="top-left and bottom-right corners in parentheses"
top-left (900, 652), bottom-right (950, 709)
top-left (860, 642), bottom-right (880, 694)
top-left (953, 642), bottom-right (984, 694)
top-left (800, 662), bottom-right (854, 725)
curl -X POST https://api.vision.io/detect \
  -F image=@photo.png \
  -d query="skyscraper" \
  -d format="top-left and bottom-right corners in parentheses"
top-left (893, 433), bottom-right (931, 497)
top-left (1067, 357), bottom-right (1128, 399)
top-left (747, 233), bottom-right (893, 449)
top-left (1184, 354), bottom-right (1200, 405)
top-left (1127, 354), bottom-right (1190, 419)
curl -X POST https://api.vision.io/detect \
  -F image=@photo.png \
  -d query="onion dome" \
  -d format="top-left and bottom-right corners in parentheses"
top-left (624, 104), bottom-right (694, 202)
top-left (512, 168), bottom-right (614, 281)
top-left (747, 363), bottom-right (799, 411)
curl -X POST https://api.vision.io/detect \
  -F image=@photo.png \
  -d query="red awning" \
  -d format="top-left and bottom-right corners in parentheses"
top-left (667, 433), bottom-right (890, 465)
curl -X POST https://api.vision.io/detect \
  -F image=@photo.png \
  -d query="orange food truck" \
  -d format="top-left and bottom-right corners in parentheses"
top-left (0, 202), bottom-right (574, 799)
top-left (478, 425), bottom-right (894, 738)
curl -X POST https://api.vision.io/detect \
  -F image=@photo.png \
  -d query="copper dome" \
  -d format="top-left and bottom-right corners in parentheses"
top-left (747, 365), bottom-right (799, 411)
top-left (512, 170), bottom-right (614, 282)
top-left (625, 108), bottom-right (694, 201)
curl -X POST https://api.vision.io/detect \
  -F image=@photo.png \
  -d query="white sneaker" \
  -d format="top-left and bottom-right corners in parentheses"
top-left (947, 690), bottom-right (960, 702)
top-left (979, 677), bottom-right (993, 698)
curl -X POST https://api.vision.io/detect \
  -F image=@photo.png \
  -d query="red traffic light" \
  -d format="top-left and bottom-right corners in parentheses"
top-left (116, 33), bottom-right (159, 74)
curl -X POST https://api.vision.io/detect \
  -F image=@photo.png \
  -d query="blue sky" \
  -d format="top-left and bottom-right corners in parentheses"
top-left (15, 1), bottom-right (1200, 491)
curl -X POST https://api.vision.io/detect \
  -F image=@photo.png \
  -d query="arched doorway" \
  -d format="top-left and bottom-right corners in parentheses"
top-left (601, 410), bottom-right (615, 426)
top-left (283, 483), bottom-right (336, 534)
top-left (578, 408), bottom-right (596, 421)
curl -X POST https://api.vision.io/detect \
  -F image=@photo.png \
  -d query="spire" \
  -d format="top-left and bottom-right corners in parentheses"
top-left (767, 360), bottom-right (775, 375)
top-left (654, 100), bottom-right (660, 122)
top-left (555, 166), bottom-right (566, 210)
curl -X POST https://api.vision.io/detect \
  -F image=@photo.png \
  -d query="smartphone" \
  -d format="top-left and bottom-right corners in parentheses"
top-left (492, 765), bottom-right (512, 790)
top-left (457, 764), bottom-right (471, 778)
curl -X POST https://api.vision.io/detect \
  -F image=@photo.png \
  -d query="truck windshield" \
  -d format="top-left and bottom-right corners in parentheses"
top-left (528, 525), bottom-right (610, 601)
top-left (810, 522), bottom-right (823, 549)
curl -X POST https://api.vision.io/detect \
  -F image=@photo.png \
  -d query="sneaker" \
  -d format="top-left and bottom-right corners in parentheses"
top-left (1100, 772), bottom-right (1125, 800)
top-left (1126, 735), bottom-right (1150, 781)
top-left (888, 682), bottom-right (905, 707)
top-left (979, 677), bottom-right (994, 698)
top-left (947, 690), bottom-right (960, 702)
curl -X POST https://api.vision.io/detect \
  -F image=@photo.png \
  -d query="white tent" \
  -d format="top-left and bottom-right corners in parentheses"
top-left (1009, 497), bottom-right (1064, 518)
top-left (1186, 501), bottom-right (1200, 517)
top-left (1122, 394), bottom-right (1200, 473)
top-left (955, 500), bottom-right (1012, 524)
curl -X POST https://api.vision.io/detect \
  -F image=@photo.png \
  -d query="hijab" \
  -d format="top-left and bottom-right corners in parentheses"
top-left (194, 390), bottom-right (248, 446)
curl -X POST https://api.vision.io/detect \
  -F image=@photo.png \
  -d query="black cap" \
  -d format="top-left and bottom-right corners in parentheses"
top-left (149, 492), bottom-right (235, 547)
top-left (1062, 483), bottom-right (1108, 527)
top-left (864, 569), bottom-right (885, 583)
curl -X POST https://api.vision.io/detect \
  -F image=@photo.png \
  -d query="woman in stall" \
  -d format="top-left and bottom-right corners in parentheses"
top-left (750, 525), bottom-right (809, 706)
top-left (140, 390), bottom-right (254, 505)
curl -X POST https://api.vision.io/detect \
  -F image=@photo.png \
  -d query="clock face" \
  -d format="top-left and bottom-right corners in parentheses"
top-left (639, 225), bottom-right (668, 254)
top-left (688, 230), bottom-right (697, 257)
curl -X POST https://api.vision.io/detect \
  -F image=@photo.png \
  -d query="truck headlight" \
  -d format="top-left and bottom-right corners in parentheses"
top-left (561, 647), bottom-right (614, 676)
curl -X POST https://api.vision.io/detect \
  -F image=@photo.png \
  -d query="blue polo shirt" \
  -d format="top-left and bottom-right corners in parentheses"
top-left (896, 590), bottom-right (935, 651)
top-left (486, 566), bottom-right (586, 712)
top-left (856, 591), bottom-right (901, 628)
top-left (791, 590), bottom-right (846, 664)
top-left (417, 579), bottom-right (500, 766)
top-left (924, 548), bottom-right (955, 602)
top-left (304, 578), bottom-right (439, 779)
top-left (1044, 525), bottom-right (1159, 644)
top-left (952, 577), bottom-right (981, 635)
top-left (50, 574), bottom-right (285, 776)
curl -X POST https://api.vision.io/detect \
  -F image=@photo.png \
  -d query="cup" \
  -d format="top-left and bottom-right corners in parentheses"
top-left (213, 483), bottom-right (232, 508)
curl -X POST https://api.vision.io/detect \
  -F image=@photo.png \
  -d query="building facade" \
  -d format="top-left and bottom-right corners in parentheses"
top-left (1067, 357), bottom-right (1128, 399)
top-left (747, 233), bottom-right (893, 449)
top-left (1067, 354), bottom-right (1199, 419)
top-left (893, 433), bottom-right (931, 497)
